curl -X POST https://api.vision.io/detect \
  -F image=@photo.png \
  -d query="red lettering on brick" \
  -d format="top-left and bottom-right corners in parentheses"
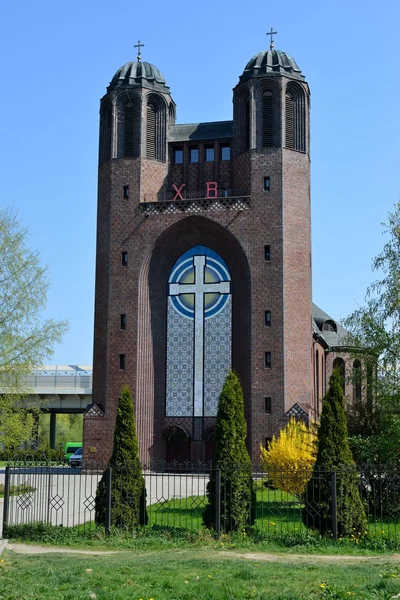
top-left (206, 181), bottom-right (218, 199)
top-left (172, 184), bottom-right (185, 200)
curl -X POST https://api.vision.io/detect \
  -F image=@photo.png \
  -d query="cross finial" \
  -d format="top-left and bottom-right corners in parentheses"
top-left (134, 39), bottom-right (145, 62)
top-left (266, 28), bottom-right (278, 50)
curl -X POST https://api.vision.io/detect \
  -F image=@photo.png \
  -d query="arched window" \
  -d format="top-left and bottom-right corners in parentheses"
top-left (99, 99), bottom-right (112, 165)
top-left (124, 102), bottom-right (135, 157)
top-left (262, 91), bottom-right (273, 147)
top-left (333, 357), bottom-right (346, 394)
top-left (285, 83), bottom-right (306, 152)
top-left (353, 360), bottom-right (362, 402)
top-left (233, 86), bottom-right (251, 155)
top-left (145, 95), bottom-right (166, 162)
top-left (146, 103), bottom-right (156, 159)
top-left (322, 320), bottom-right (337, 332)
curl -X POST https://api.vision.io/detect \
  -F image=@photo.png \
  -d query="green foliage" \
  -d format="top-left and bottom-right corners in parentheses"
top-left (0, 207), bottom-right (68, 450)
top-left (95, 386), bottom-right (148, 528)
top-left (344, 202), bottom-right (400, 411)
top-left (204, 370), bottom-right (255, 532)
top-left (303, 370), bottom-right (367, 537)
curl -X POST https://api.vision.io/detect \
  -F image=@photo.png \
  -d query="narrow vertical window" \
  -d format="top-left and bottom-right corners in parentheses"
top-left (264, 245), bottom-right (271, 261)
top-left (174, 148), bottom-right (183, 164)
top-left (124, 102), bottom-right (135, 157)
top-left (120, 314), bottom-right (126, 330)
top-left (265, 352), bottom-right (271, 368)
top-left (262, 91), bottom-right (273, 147)
top-left (316, 349), bottom-right (320, 416)
top-left (265, 397), bottom-right (272, 414)
top-left (245, 99), bottom-right (250, 150)
top-left (205, 146), bottom-right (215, 162)
top-left (146, 103), bottom-right (156, 159)
top-left (353, 360), bottom-right (362, 402)
top-left (123, 185), bottom-right (129, 199)
top-left (285, 92), bottom-right (294, 149)
top-left (119, 354), bottom-right (125, 370)
top-left (190, 147), bottom-right (199, 163)
top-left (265, 311), bottom-right (271, 326)
top-left (121, 252), bottom-right (128, 266)
top-left (220, 145), bottom-right (230, 160)
top-left (263, 176), bottom-right (270, 191)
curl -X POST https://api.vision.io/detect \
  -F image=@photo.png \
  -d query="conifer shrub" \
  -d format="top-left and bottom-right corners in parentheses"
top-left (95, 386), bottom-right (148, 528)
top-left (260, 417), bottom-right (317, 498)
top-left (203, 371), bottom-right (255, 532)
top-left (303, 369), bottom-right (367, 537)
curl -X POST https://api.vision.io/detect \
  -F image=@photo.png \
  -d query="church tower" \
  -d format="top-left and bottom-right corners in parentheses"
top-left (84, 40), bottom-right (312, 466)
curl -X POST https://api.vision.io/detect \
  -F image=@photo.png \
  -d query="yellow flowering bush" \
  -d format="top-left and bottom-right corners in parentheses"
top-left (260, 418), bottom-right (316, 497)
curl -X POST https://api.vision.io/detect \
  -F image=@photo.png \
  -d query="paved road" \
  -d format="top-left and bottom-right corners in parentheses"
top-left (0, 467), bottom-right (209, 537)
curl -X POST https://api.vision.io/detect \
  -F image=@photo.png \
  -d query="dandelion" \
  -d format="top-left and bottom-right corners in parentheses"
top-left (185, 580), bottom-right (189, 584)
top-left (320, 583), bottom-right (326, 589)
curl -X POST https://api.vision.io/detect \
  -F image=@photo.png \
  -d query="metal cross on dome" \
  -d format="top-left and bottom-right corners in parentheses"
top-left (266, 28), bottom-right (278, 50)
top-left (134, 39), bottom-right (145, 62)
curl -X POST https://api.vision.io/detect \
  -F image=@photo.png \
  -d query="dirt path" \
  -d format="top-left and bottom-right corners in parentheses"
top-left (1, 541), bottom-right (400, 563)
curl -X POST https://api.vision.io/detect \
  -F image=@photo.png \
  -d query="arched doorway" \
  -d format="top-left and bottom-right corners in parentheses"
top-left (165, 426), bottom-right (191, 465)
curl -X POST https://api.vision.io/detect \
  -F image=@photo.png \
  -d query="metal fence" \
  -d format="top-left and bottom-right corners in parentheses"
top-left (2, 462), bottom-right (400, 541)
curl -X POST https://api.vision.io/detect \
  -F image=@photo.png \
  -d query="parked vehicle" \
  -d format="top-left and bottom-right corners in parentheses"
top-left (64, 442), bottom-right (82, 462)
top-left (69, 447), bottom-right (82, 468)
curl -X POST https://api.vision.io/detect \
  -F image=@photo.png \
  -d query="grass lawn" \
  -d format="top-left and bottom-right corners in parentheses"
top-left (0, 483), bottom-right (35, 498)
top-left (1, 548), bottom-right (400, 599)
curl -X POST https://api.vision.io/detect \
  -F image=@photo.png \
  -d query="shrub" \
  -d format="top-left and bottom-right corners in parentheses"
top-left (95, 386), bottom-right (148, 528)
top-left (203, 371), bottom-right (255, 532)
top-left (303, 369), bottom-right (367, 537)
top-left (260, 417), bottom-right (316, 497)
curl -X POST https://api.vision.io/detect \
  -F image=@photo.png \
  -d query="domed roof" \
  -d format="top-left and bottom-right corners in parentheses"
top-left (108, 61), bottom-right (169, 91)
top-left (239, 49), bottom-right (304, 83)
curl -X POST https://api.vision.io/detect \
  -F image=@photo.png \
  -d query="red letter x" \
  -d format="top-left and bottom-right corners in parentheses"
top-left (172, 184), bottom-right (185, 200)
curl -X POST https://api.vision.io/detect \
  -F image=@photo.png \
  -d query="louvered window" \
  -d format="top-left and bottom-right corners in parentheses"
top-left (285, 93), bottom-right (294, 149)
top-left (262, 91), bottom-right (273, 147)
top-left (146, 103), bottom-right (156, 159)
top-left (124, 103), bottom-right (135, 157)
top-left (245, 100), bottom-right (250, 150)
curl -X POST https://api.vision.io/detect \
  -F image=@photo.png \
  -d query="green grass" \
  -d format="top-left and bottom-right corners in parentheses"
top-left (1, 548), bottom-right (400, 599)
top-left (0, 483), bottom-right (35, 498)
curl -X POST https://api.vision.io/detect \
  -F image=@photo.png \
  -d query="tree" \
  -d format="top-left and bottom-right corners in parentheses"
top-left (203, 371), bottom-right (255, 532)
top-left (260, 418), bottom-right (317, 498)
top-left (344, 202), bottom-right (400, 411)
top-left (0, 207), bottom-right (68, 450)
top-left (303, 370), bottom-right (367, 537)
top-left (95, 386), bottom-right (148, 528)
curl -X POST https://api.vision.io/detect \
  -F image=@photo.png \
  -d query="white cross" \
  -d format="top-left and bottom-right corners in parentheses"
top-left (169, 255), bottom-right (230, 417)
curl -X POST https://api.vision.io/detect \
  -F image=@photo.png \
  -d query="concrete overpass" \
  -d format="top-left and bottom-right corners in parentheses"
top-left (24, 365), bottom-right (92, 448)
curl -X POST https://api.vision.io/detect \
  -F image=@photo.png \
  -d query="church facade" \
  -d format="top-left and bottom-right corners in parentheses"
top-left (83, 44), bottom-right (354, 466)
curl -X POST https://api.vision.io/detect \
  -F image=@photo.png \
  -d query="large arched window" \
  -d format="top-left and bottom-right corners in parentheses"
top-left (233, 86), bottom-right (251, 154)
top-left (146, 95), bottom-right (166, 161)
top-left (353, 360), bottom-right (362, 402)
top-left (165, 245), bottom-right (232, 419)
top-left (285, 82), bottom-right (306, 152)
top-left (262, 91), bottom-right (273, 147)
top-left (99, 98), bottom-right (112, 165)
top-left (333, 357), bottom-right (346, 394)
top-left (124, 102), bottom-right (135, 157)
top-left (146, 103), bottom-right (156, 159)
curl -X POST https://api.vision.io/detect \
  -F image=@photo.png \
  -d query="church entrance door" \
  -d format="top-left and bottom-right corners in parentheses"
top-left (165, 427), bottom-right (191, 466)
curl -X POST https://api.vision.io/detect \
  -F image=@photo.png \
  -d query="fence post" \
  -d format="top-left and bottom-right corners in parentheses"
top-left (105, 466), bottom-right (112, 536)
top-left (2, 466), bottom-right (11, 535)
top-left (215, 468), bottom-right (221, 537)
top-left (331, 471), bottom-right (338, 541)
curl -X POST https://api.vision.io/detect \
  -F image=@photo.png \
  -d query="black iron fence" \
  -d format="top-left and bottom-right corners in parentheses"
top-left (2, 461), bottom-right (400, 541)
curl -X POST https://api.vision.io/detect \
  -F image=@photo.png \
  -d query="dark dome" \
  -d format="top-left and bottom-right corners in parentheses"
top-left (239, 49), bottom-right (304, 83)
top-left (108, 61), bottom-right (169, 91)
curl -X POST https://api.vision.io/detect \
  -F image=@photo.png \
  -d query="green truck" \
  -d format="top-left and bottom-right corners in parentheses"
top-left (64, 442), bottom-right (82, 462)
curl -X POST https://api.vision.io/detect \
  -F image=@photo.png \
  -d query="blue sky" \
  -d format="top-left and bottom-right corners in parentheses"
top-left (0, 0), bottom-right (399, 365)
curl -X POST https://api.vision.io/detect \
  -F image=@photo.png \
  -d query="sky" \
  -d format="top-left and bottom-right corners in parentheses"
top-left (0, 0), bottom-right (399, 366)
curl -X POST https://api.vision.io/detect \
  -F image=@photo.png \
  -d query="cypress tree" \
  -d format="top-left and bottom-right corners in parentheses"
top-left (204, 370), bottom-right (255, 532)
top-left (95, 385), bottom-right (148, 528)
top-left (303, 369), bottom-right (367, 537)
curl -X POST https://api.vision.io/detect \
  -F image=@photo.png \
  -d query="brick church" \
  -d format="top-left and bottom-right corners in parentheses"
top-left (83, 38), bottom-right (355, 466)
